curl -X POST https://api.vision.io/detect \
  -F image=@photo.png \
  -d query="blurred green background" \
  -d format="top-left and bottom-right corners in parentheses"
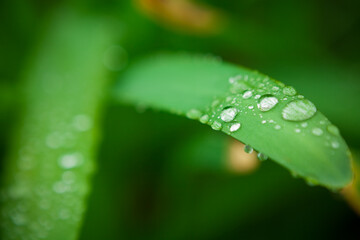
top-left (0, 0), bottom-right (359, 239)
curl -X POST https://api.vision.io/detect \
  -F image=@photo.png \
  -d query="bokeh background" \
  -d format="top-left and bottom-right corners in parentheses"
top-left (1, 0), bottom-right (359, 239)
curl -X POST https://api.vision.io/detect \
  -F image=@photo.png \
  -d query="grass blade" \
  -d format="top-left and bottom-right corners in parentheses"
top-left (114, 53), bottom-right (353, 189)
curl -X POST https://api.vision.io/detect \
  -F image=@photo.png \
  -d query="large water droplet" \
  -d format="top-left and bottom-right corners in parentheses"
top-left (230, 123), bottom-right (241, 132)
top-left (282, 99), bottom-right (317, 121)
top-left (312, 128), bottom-right (323, 136)
top-left (220, 107), bottom-right (238, 122)
top-left (257, 152), bottom-right (268, 161)
top-left (211, 121), bottom-right (222, 131)
top-left (257, 96), bottom-right (278, 111)
top-left (186, 109), bottom-right (202, 120)
top-left (327, 124), bottom-right (339, 136)
top-left (282, 86), bottom-right (297, 96)
top-left (244, 145), bottom-right (253, 154)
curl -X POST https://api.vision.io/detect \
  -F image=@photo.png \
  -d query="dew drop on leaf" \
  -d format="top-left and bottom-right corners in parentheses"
top-left (211, 121), bottom-right (222, 130)
top-left (257, 152), bottom-right (268, 161)
top-left (331, 141), bottom-right (340, 149)
top-left (220, 107), bottom-right (238, 122)
top-left (312, 128), bottom-right (323, 136)
top-left (186, 109), bottom-right (202, 119)
top-left (242, 90), bottom-right (253, 99)
top-left (282, 86), bottom-right (297, 96)
top-left (230, 123), bottom-right (241, 132)
top-left (199, 114), bottom-right (209, 124)
top-left (58, 153), bottom-right (83, 169)
top-left (244, 145), bottom-right (253, 154)
top-left (327, 124), bottom-right (340, 136)
top-left (257, 95), bottom-right (278, 112)
top-left (282, 99), bottom-right (317, 121)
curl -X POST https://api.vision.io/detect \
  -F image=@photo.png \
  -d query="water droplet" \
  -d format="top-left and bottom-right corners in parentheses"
top-left (257, 152), bottom-right (268, 161)
top-left (220, 107), bottom-right (238, 122)
top-left (272, 86), bottom-right (279, 91)
top-left (244, 145), bottom-right (253, 154)
top-left (73, 114), bottom-right (92, 132)
top-left (282, 99), bottom-right (317, 121)
top-left (199, 114), bottom-right (209, 124)
top-left (312, 128), bottom-right (323, 136)
top-left (230, 123), bottom-right (241, 132)
top-left (297, 95), bottom-right (304, 99)
top-left (248, 105), bottom-right (254, 109)
top-left (242, 90), bottom-right (253, 99)
top-left (58, 153), bottom-right (83, 169)
top-left (295, 128), bottom-right (301, 133)
top-left (301, 122), bottom-right (308, 128)
top-left (261, 120), bottom-right (266, 124)
top-left (211, 121), bottom-right (222, 131)
top-left (186, 109), bottom-right (202, 120)
top-left (257, 96), bottom-right (278, 111)
top-left (254, 94), bottom-right (261, 99)
top-left (282, 86), bottom-right (297, 96)
top-left (331, 141), bottom-right (340, 149)
top-left (327, 124), bottom-right (339, 136)
top-left (274, 125), bottom-right (281, 130)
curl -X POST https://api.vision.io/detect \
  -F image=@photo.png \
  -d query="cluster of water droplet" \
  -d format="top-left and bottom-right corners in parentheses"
top-left (185, 71), bottom-right (342, 167)
top-left (1, 112), bottom-right (94, 239)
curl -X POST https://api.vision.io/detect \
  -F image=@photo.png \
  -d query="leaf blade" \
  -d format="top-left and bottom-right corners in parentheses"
top-left (114, 53), bottom-right (353, 189)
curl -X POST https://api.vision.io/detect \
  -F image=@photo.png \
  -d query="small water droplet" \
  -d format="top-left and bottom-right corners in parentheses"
top-left (58, 153), bottom-right (83, 169)
top-left (199, 114), bottom-right (209, 124)
top-left (295, 128), bottom-right (301, 133)
top-left (242, 90), bottom-right (253, 99)
top-left (282, 86), bottom-right (297, 96)
top-left (282, 99), bottom-right (317, 121)
top-left (312, 128), bottom-right (323, 136)
top-left (254, 94), bottom-right (261, 99)
top-left (301, 122), bottom-right (308, 128)
top-left (244, 145), bottom-right (253, 154)
top-left (257, 152), bottom-right (268, 161)
top-left (230, 123), bottom-right (241, 132)
top-left (272, 86), bottom-right (279, 91)
top-left (73, 114), bottom-right (92, 132)
top-left (220, 107), bottom-right (238, 122)
top-left (331, 141), bottom-right (339, 149)
top-left (297, 95), bottom-right (304, 99)
top-left (248, 105), bottom-right (254, 109)
top-left (211, 121), bottom-right (222, 131)
top-left (274, 125), bottom-right (281, 130)
top-left (327, 124), bottom-right (339, 136)
top-left (261, 120), bottom-right (266, 124)
top-left (257, 96), bottom-right (278, 111)
top-left (186, 109), bottom-right (202, 120)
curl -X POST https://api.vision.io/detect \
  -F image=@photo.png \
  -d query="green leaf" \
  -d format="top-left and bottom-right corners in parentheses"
top-left (1, 10), bottom-right (115, 240)
top-left (114, 53), bottom-right (353, 189)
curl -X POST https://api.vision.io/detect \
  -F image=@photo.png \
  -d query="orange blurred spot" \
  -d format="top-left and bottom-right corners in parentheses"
top-left (227, 139), bottom-right (259, 174)
top-left (135, 0), bottom-right (223, 35)
top-left (342, 182), bottom-right (360, 215)
top-left (342, 157), bottom-right (360, 216)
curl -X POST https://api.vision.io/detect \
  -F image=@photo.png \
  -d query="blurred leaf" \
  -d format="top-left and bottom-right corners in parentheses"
top-left (0, 9), bottom-right (115, 240)
top-left (114, 53), bottom-right (352, 189)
